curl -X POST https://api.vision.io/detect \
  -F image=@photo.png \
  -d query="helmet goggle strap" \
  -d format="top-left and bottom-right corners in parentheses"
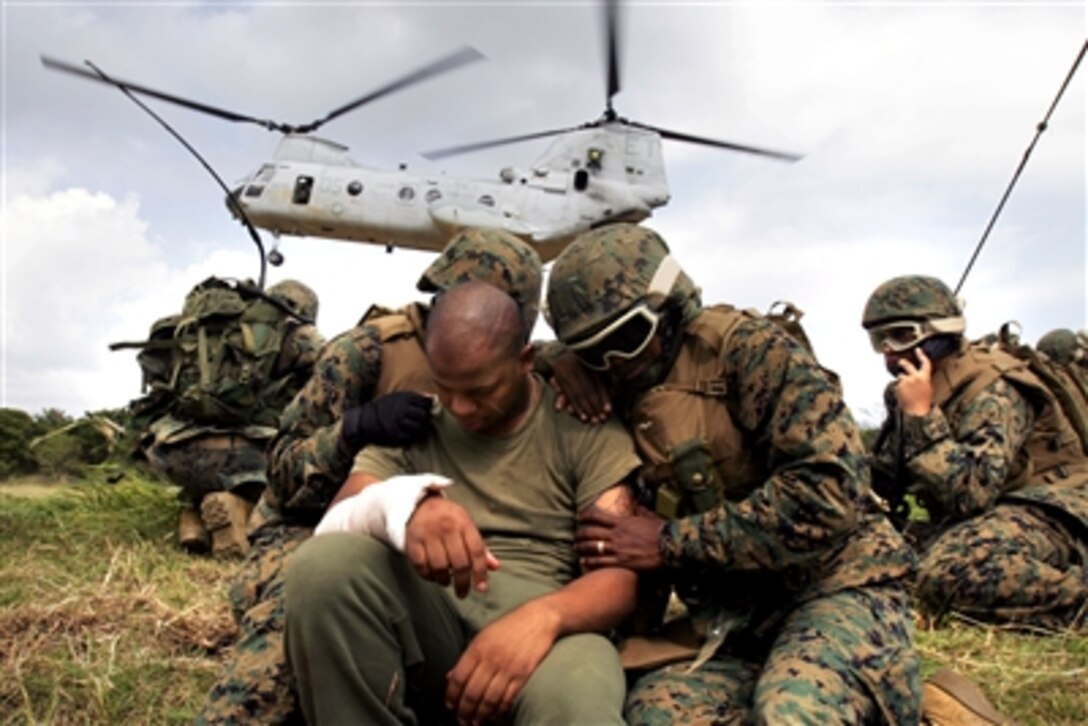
top-left (867, 316), bottom-right (965, 353)
top-left (566, 255), bottom-right (680, 371)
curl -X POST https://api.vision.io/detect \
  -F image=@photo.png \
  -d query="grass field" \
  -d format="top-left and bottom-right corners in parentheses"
top-left (1, 478), bottom-right (1085, 724)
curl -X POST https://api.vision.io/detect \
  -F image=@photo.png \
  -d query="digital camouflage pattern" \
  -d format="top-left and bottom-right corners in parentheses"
top-left (1037, 328), bottom-right (1084, 366)
top-left (199, 230), bottom-right (545, 723)
top-left (268, 279), bottom-right (319, 321)
top-left (143, 427), bottom-right (271, 506)
top-left (417, 227), bottom-right (542, 337)
top-left (545, 226), bottom-right (920, 720)
top-left (642, 314), bottom-right (920, 723)
top-left (626, 587), bottom-right (919, 724)
top-left (872, 364), bottom-right (1088, 628)
top-left (861, 274), bottom-right (961, 328)
top-left (197, 525), bottom-right (310, 725)
top-left (916, 500), bottom-right (1088, 630)
top-left (544, 222), bottom-right (701, 343)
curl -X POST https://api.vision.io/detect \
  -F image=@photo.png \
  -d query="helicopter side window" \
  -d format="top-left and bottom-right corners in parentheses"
top-left (425, 188), bottom-right (442, 203)
top-left (478, 194), bottom-right (495, 207)
top-left (398, 186), bottom-right (416, 203)
top-left (573, 169), bottom-right (589, 192)
top-left (293, 176), bottom-right (314, 205)
top-left (347, 181), bottom-right (363, 196)
top-left (586, 148), bottom-right (604, 170)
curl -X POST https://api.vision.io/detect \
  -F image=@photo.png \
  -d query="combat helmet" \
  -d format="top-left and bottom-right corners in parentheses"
top-left (861, 275), bottom-right (965, 353)
top-left (1037, 328), bottom-right (1084, 365)
top-left (545, 223), bottom-right (700, 346)
top-left (268, 279), bottom-right (319, 321)
top-left (418, 228), bottom-right (542, 337)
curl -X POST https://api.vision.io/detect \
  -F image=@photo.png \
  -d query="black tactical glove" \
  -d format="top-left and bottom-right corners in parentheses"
top-left (340, 391), bottom-right (434, 453)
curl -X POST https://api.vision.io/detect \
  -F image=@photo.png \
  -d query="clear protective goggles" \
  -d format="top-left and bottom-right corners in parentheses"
top-left (568, 302), bottom-right (661, 371)
top-left (867, 321), bottom-right (929, 353)
top-left (867, 315), bottom-right (966, 353)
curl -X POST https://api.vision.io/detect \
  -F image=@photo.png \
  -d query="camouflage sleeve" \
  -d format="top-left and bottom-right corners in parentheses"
top-left (660, 318), bottom-right (870, 572)
top-left (266, 325), bottom-right (383, 521)
top-left (900, 376), bottom-right (1033, 520)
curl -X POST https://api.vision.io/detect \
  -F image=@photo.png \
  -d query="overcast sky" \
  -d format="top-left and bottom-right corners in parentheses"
top-left (3, 1), bottom-right (1085, 426)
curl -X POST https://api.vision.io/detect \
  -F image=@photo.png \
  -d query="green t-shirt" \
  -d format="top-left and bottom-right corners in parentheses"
top-left (354, 377), bottom-right (640, 586)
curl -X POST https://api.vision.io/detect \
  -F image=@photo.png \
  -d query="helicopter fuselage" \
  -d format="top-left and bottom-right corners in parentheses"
top-left (229, 127), bottom-right (670, 262)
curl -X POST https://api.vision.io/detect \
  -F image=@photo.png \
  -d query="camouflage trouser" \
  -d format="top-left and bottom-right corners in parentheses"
top-left (625, 585), bottom-right (921, 725)
top-left (917, 502), bottom-right (1088, 630)
top-left (143, 433), bottom-right (269, 506)
top-left (196, 524), bottom-right (311, 725)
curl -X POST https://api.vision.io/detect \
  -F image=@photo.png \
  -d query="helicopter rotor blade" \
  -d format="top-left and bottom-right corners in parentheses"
top-left (421, 125), bottom-right (579, 160)
top-left (627, 120), bottom-right (803, 162)
top-left (303, 46), bottom-right (485, 134)
top-left (41, 55), bottom-right (290, 132)
top-left (604, 0), bottom-right (621, 114)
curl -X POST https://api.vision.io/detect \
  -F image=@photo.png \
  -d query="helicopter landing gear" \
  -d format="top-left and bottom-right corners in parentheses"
top-left (269, 249), bottom-right (285, 266)
top-left (386, 244), bottom-right (394, 253)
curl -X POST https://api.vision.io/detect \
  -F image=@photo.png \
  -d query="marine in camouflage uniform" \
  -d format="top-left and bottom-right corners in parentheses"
top-left (138, 279), bottom-right (324, 556)
top-left (864, 275), bottom-right (1088, 630)
top-left (546, 223), bottom-right (920, 724)
top-left (197, 229), bottom-right (543, 725)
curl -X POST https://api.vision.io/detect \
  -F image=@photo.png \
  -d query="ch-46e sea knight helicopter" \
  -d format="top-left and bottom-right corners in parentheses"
top-left (44, 2), bottom-right (799, 265)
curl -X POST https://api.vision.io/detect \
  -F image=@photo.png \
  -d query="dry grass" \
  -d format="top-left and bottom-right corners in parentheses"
top-left (0, 478), bottom-right (1085, 724)
top-left (916, 615), bottom-right (1088, 724)
top-left (0, 481), bottom-right (235, 724)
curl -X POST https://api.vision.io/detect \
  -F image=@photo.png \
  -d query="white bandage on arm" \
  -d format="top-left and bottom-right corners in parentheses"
top-left (314, 473), bottom-right (453, 550)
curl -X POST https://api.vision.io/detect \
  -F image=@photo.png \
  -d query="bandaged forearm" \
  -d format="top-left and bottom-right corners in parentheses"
top-left (314, 473), bottom-right (453, 550)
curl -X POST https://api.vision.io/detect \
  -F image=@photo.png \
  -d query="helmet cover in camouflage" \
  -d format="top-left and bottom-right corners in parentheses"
top-left (545, 223), bottom-right (701, 344)
top-left (862, 275), bottom-right (963, 329)
top-left (418, 228), bottom-right (542, 336)
top-left (1037, 328), bottom-right (1083, 365)
top-left (267, 279), bottom-right (319, 320)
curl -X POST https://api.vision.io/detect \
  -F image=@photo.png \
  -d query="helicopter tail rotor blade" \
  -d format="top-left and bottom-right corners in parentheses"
top-left (41, 55), bottom-right (289, 132)
top-left (629, 120), bottom-right (802, 162)
top-left (421, 126), bottom-right (578, 160)
top-left (604, 0), bottom-right (621, 112)
top-left (308, 46), bottom-right (486, 133)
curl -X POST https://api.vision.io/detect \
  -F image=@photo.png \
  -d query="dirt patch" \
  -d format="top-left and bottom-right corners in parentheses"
top-left (0, 477), bottom-right (78, 498)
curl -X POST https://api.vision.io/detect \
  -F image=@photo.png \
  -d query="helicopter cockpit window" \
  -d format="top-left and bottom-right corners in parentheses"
top-left (244, 185), bottom-right (265, 198)
top-left (478, 194), bottom-right (495, 207)
top-left (255, 164), bottom-right (275, 183)
top-left (425, 188), bottom-right (442, 203)
top-left (293, 176), bottom-right (314, 205)
top-left (347, 181), bottom-right (363, 196)
top-left (398, 186), bottom-right (416, 202)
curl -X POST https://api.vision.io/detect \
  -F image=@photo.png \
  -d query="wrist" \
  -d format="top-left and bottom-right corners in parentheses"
top-left (519, 597), bottom-right (564, 638)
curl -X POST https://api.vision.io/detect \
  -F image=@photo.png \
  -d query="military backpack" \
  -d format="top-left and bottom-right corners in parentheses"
top-left (977, 322), bottom-right (1088, 457)
top-left (112, 277), bottom-right (304, 429)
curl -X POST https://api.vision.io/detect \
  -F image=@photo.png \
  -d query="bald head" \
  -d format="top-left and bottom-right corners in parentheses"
top-left (427, 281), bottom-right (525, 363)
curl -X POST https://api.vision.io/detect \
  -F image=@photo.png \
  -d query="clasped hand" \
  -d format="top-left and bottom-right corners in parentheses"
top-left (575, 504), bottom-right (665, 571)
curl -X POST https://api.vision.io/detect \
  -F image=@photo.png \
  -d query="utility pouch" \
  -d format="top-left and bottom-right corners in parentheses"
top-left (670, 438), bottom-right (721, 514)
